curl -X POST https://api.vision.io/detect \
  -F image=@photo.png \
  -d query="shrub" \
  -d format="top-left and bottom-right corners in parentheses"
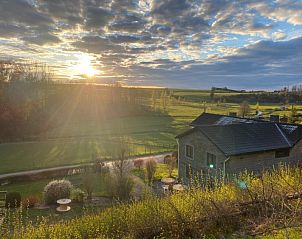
top-left (145, 159), bottom-right (157, 185)
top-left (82, 171), bottom-right (96, 200)
top-left (22, 195), bottom-right (39, 208)
top-left (43, 179), bottom-right (73, 205)
top-left (134, 159), bottom-right (144, 170)
top-left (5, 192), bottom-right (21, 208)
top-left (172, 151), bottom-right (178, 159)
top-left (71, 188), bottom-right (85, 203)
top-left (163, 154), bottom-right (171, 164)
top-left (104, 173), bottom-right (134, 201)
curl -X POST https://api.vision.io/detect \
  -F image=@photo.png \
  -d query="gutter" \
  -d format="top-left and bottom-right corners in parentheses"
top-left (223, 156), bottom-right (231, 183)
top-left (176, 138), bottom-right (180, 180)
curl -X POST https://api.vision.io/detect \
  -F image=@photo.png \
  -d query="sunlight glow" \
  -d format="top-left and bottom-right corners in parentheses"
top-left (71, 54), bottom-right (99, 78)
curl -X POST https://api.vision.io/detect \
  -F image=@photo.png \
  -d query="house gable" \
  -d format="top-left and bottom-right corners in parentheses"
top-left (177, 129), bottom-right (227, 183)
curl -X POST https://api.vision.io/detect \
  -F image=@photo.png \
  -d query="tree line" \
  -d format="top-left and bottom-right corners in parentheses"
top-left (0, 61), bottom-right (173, 143)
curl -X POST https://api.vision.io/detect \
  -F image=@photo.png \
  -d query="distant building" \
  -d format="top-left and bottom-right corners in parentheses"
top-left (176, 113), bottom-right (302, 184)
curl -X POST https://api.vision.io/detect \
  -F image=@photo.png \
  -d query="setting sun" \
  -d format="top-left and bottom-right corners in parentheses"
top-left (71, 54), bottom-right (99, 78)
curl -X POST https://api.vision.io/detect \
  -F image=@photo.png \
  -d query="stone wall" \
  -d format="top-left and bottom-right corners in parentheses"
top-left (226, 139), bottom-right (302, 175)
top-left (178, 130), bottom-right (226, 184)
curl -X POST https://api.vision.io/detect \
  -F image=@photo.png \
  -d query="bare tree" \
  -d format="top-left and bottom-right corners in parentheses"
top-left (166, 155), bottom-right (177, 178)
top-left (111, 137), bottom-right (132, 179)
top-left (239, 101), bottom-right (250, 117)
top-left (103, 137), bottom-right (134, 201)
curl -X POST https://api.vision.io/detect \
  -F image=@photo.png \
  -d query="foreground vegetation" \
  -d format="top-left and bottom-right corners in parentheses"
top-left (2, 165), bottom-right (302, 238)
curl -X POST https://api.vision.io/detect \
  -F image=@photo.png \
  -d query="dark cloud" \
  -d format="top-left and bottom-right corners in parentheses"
top-left (39, 0), bottom-right (83, 26)
top-left (22, 32), bottom-right (61, 46)
top-left (0, 0), bottom-right (53, 27)
top-left (0, 23), bottom-right (26, 38)
top-left (109, 13), bottom-right (147, 33)
top-left (72, 35), bottom-right (124, 53)
top-left (85, 6), bottom-right (114, 29)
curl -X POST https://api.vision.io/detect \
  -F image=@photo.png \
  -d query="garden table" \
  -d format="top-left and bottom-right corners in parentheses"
top-left (56, 198), bottom-right (71, 212)
top-left (161, 177), bottom-right (176, 185)
top-left (173, 184), bottom-right (188, 191)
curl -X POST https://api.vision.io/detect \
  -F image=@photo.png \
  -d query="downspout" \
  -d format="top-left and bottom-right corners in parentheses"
top-left (223, 156), bottom-right (231, 183)
top-left (176, 138), bottom-right (180, 180)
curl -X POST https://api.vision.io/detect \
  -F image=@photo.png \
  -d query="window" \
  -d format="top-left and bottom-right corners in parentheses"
top-left (275, 148), bottom-right (290, 158)
top-left (206, 152), bottom-right (217, 169)
top-left (185, 145), bottom-right (194, 159)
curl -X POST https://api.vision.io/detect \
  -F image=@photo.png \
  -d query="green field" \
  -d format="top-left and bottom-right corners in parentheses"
top-left (1, 87), bottom-right (302, 174)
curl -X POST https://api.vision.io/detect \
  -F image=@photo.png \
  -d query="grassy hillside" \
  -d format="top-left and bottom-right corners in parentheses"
top-left (2, 166), bottom-right (302, 238)
top-left (1, 85), bottom-right (302, 174)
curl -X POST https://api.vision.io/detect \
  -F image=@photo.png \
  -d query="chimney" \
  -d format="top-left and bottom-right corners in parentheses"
top-left (270, 115), bottom-right (280, 123)
top-left (280, 116), bottom-right (288, 123)
top-left (229, 112), bottom-right (237, 117)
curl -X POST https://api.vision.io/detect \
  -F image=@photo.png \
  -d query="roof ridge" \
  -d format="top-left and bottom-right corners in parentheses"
top-left (275, 123), bottom-right (292, 147)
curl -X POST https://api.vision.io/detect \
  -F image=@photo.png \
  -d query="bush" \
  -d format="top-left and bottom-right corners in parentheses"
top-left (82, 171), bottom-right (96, 200)
top-left (134, 159), bottom-right (144, 170)
top-left (163, 155), bottom-right (171, 164)
top-left (145, 159), bottom-right (157, 185)
top-left (71, 188), bottom-right (85, 203)
top-left (104, 173), bottom-right (134, 201)
top-left (43, 179), bottom-right (73, 205)
top-left (5, 192), bottom-right (21, 208)
top-left (22, 195), bottom-right (39, 208)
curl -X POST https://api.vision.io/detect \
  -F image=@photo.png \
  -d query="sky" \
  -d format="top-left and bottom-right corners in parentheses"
top-left (1, 0), bottom-right (302, 90)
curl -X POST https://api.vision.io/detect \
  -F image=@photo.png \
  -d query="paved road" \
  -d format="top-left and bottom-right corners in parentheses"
top-left (0, 152), bottom-right (171, 181)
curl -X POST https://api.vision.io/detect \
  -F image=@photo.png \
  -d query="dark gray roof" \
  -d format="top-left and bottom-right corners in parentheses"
top-left (198, 123), bottom-right (291, 156)
top-left (178, 113), bottom-right (302, 156)
top-left (190, 112), bottom-right (263, 126)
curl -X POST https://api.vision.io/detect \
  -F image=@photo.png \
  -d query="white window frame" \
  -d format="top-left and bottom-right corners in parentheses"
top-left (185, 144), bottom-right (194, 160)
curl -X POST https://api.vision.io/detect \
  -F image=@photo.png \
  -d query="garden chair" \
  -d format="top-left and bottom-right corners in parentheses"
top-left (162, 185), bottom-right (169, 194)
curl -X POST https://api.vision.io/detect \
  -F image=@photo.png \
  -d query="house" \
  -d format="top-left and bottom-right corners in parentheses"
top-left (176, 113), bottom-right (302, 184)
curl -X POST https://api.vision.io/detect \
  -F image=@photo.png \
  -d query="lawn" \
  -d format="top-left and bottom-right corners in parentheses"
top-left (0, 172), bottom-right (110, 222)
top-left (0, 173), bottom-right (108, 199)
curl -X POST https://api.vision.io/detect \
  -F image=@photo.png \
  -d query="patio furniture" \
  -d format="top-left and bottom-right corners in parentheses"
top-left (173, 184), bottom-right (188, 192)
top-left (161, 177), bottom-right (176, 185)
top-left (56, 198), bottom-right (71, 212)
top-left (162, 185), bottom-right (169, 194)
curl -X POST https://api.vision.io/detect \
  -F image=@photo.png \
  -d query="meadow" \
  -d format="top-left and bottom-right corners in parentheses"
top-left (1, 85), bottom-right (302, 174)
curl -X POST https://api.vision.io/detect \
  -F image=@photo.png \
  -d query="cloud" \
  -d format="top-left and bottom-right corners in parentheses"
top-left (39, 0), bottom-right (83, 26)
top-left (0, 0), bottom-right (53, 27)
top-left (22, 32), bottom-right (61, 46)
top-left (272, 31), bottom-right (287, 40)
top-left (128, 36), bottom-right (302, 89)
top-left (72, 35), bottom-right (124, 53)
top-left (0, 0), bottom-right (302, 89)
top-left (250, 1), bottom-right (302, 25)
top-left (85, 6), bottom-right (114, 29)
top-left (108, 13), bottom-right (147, 33)
top-left (0, 23), bottom-right (26, 38)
